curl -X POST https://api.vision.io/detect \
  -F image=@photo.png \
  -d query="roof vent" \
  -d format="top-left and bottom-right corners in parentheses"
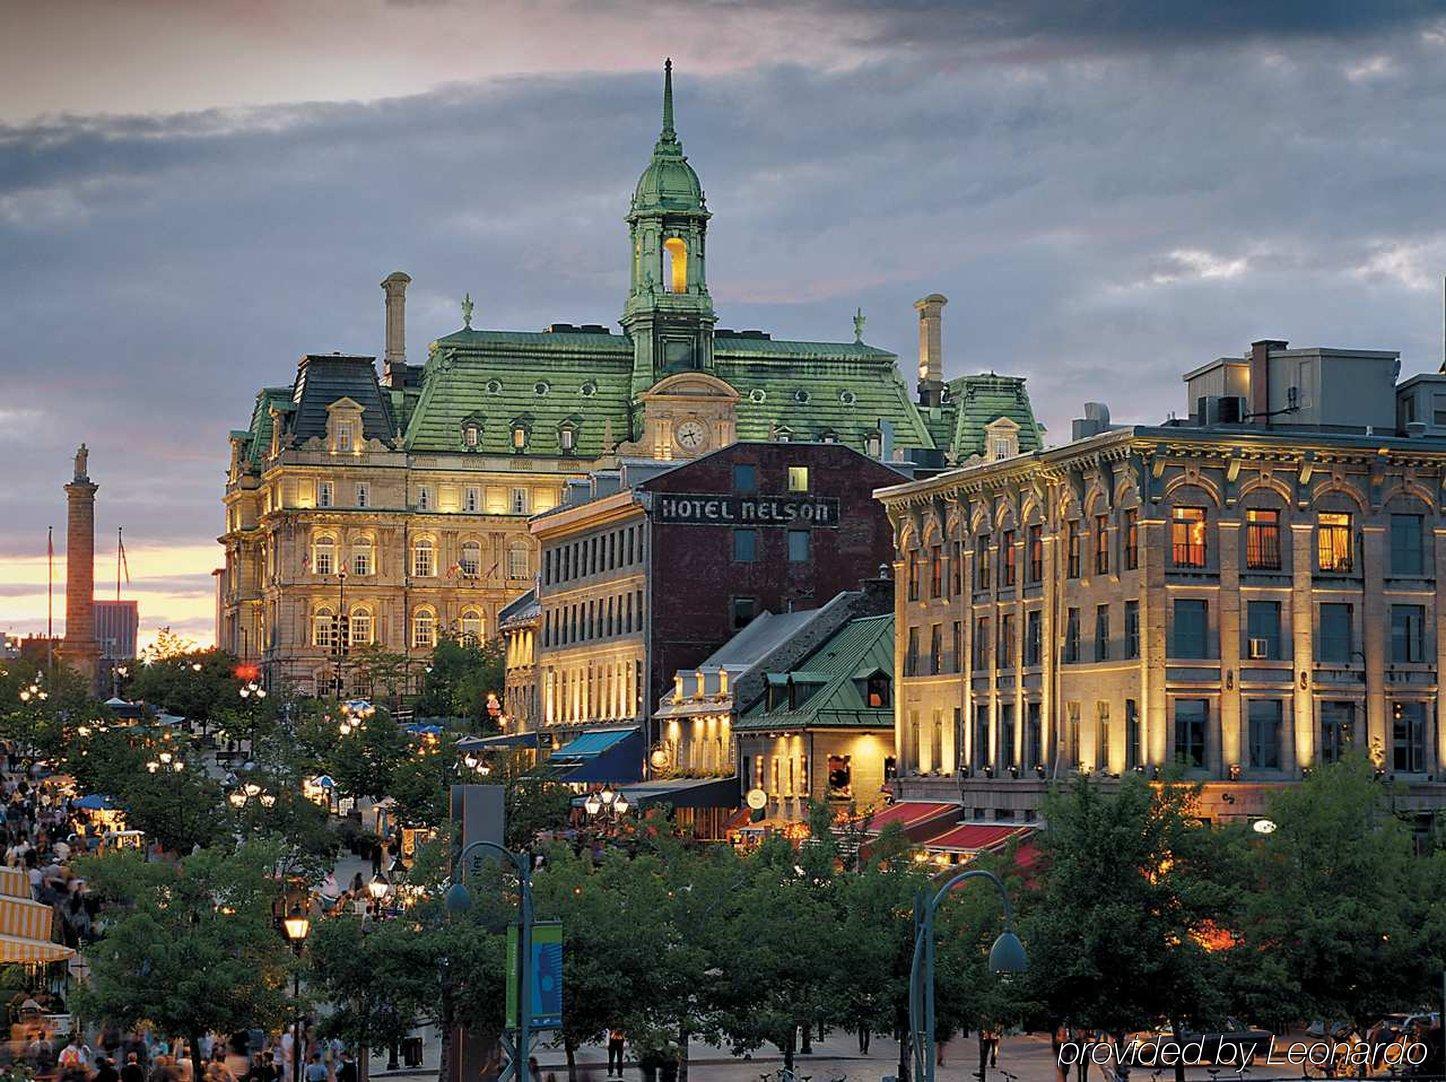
top-left (545, 323), bottom-right (577, 334)
top-left (578, 324), bottom-right (609, 334)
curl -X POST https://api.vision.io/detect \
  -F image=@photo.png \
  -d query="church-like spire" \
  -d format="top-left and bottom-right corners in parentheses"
top-left (662, 58), bottom-right (675, 141)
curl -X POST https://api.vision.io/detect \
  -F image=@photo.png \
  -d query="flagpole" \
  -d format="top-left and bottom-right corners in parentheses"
top-left (117, 526), bottom-right (122, 602)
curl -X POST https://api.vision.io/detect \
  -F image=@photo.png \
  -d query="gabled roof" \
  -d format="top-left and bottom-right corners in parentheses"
top-left (290, 355), bottom-right (395, 446)
top-left (736, 613), bottom-right (894, 731)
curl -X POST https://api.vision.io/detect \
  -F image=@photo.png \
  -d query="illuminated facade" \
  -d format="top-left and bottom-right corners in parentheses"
top-left (220, 63), bottom-right (1040, 694)
top-left (879, 340), bottom-right (1446, 825)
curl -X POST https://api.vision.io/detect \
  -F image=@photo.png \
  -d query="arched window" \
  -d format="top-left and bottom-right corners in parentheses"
top-left (507, 542), bottom-right (530, 581)
top-left (352, 536), bottom-right (374, 577)
top-left (350, 607), bottom-right (374, 647)
top-left (662, 237), bottom-right (687, 293)
top-left (413, 608), bottom-right (436, 649)
top-left (412, 538), bottom-right (435, 577)
top-left (313, 607), bottom-right (336, 649)
top-left (312, 535), bottom-right (336, 577)
top-left (460, 609), bottom-right (484, 645)
top-left (459, 540), bottom-right (482, 578)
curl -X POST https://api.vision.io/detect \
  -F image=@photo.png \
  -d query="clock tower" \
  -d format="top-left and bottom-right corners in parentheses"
top-left (621, 60), bottom-right (716, 411)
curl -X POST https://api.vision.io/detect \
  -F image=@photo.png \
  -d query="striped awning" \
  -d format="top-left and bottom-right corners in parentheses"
top-left (0, 896), bottom-right (54, 941)
top-left (0, 867), bottom-right (29, 900)
top-left (0, 935), bottom-right (72, 964)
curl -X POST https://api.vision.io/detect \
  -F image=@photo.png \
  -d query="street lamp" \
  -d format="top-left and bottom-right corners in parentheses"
top-left (367, 873), bottom-right (390, 902)
top-left (583, 788), bottom-right (630, 821)
top-left (283, 903), bottom-right (311, 1082)
top-left (445, 839), bottom-right (535, 1082)
top-left (908, 869), bottom-right (1027, 1082)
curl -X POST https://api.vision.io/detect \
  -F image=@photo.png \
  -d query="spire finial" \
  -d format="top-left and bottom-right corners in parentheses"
top-left (662, 58), bottom-right (675, 140)
top-left (853, 306), bottom-right (866, 344)
top-left (461, 293), bottom-right (474, 330)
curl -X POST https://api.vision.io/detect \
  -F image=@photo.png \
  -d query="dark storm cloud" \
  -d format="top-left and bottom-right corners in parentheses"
top-left (828, 0), bottom-right (1446, 49)
top-left (4, 19), bottom-right (1446, 595)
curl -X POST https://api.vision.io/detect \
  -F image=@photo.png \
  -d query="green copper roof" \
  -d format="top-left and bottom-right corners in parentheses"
top-left (631, 59), bottom-right (706, 217)
top-left (241, 387), bottom-right (293, 467)
top-left (943, 373), bottom-right (1045, 460)
top-left (404, 337), bottom-right (634, 458)
top-left (736, 613), bottom-right (894, 731)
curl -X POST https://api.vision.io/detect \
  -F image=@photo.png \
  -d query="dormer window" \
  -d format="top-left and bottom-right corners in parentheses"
top-left (559, 424), bottom-right (577, 453)
top-left (984, 416), bottom-right (1021, 461)
top-left (336, 421), bottom-right (354, 452)
top-left (325, 398), bottom-right (365, 454)
top-left (866, 672), bottom-right (891, 708)
top-left (865, 431), bottom-right (883, 458)
top-left (464, 423), bottom-right (480, 448)
top-left (512, 425), bottom-right (529, 451)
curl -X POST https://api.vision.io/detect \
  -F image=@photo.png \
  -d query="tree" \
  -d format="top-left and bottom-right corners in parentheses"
top-left (413, 636), bottom-right (504, 729)
top-left (130, 644), bottom-right (241, 723)
top-left (322, 709), bottom-right (412, 803)
top-left (116, 753), bottom-right (231, 854)
top-left (1234, 754), bottom-right (1437, 1029)
top-left (1022, 774), bottom-right (1244, 1080)
top-left (73, 843), bottom-right (292, 1082)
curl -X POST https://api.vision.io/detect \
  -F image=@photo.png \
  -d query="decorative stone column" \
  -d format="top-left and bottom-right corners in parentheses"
top-left (61, 444), bottom-right (100, 689)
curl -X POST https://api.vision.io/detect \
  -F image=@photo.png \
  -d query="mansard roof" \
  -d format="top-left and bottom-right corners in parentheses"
top-left (290, 354), bottom-right (396, 445)
top-left (735, 613), bottom-right (895, 731)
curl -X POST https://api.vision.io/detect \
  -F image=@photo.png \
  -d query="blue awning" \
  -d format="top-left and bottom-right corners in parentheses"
top-left (546, 727), bottom-right (643, 784)
top-left (73, 795), bottom-right (117, 811)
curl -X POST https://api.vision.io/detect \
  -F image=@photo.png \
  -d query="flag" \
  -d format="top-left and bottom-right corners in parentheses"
top-left (118, 528), bottom-right (131, 585)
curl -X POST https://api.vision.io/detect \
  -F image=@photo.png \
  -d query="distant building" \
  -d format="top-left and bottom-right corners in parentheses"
top-left (527, 442), bottom-right (905, 785)
top-left (218, 63), bottom-right (1042, 695)
top-left (879, 339), bottom-right (1446, 829)
top-left (94, 600), bottom-right (139, 661)
top-left (499, 589), bottom-right (540, 732)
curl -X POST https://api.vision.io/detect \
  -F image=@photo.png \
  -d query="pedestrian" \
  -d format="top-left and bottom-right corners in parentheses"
top-left (856, 1024), bottom-right (870, 1054)
top-left (975, 1024), bottom-right (999, 1080)
top-left (205, 1048), bottom-right (237, 1082)
top-left (606, 1029), bottom-right (625, 1077)
top-left (527, 1056), bottom-right (541, 1082)
top-left (303, 1052), bottom-right (328, 1082)
top-left (97, 1056), bottom-right (121, 1082)
top-left (335, 1053), bottom-right (356, 1082)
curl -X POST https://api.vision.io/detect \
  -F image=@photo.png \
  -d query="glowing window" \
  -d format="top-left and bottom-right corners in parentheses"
top-left (352, 537), bottom-right (373, 577)
top-left (313, 607), bottom-right (335, 649)
top-left (1171, 507), bottom-right (1207, 568)
top-left (662, 237), bottom-right (687, 293)
top-left (1317, 512), bottom-right (1353, 572)
top-left (412, 538), bottom-right (435, 577)
top-left (350, 609), bottom-right (373, 647)
top-left (459, 540), bottom-right (482, 577)
top-left (312, 536), bottom-right (336, 577)
top-left (412, 609), bottom-right (436, 648)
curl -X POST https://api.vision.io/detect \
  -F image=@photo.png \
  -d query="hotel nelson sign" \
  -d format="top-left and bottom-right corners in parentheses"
top-left (654, 493), bottom-right (841, 528)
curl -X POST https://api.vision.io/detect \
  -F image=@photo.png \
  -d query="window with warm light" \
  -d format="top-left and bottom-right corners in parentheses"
top-left (313, 608), bottom-right (335, 649)
top-left (464, 423), bottom-right (480, 448)
top-left (459, 540), bottom-right (481, 577)
top-left (312, 536), bottom-right (336, 577)
top-left (787, 466), bottom-right (809, 493)
top-left (460, 610), bottom-right (484, 644)
top-left (350, 609), bottom-right (373, 647)
top-left (559, 426), bottom-right (576, 453)
top-left (511, 487), bottom-right (530, 515)
top-left (412, 538), bottom-right (435, 577)
top-left (1171, 507), bottom-right (1207, 568)
top-left (662, 237), bottom-right (688, 293)
top-left (335, 420), bottom-right (355, 453)
top-left (352, 538), bottom-right (373, 577)
top-left (413, 608), bottom-right (436, 648)
top-left (511, 425), bottom-right (528, 451)
top-left (507, 544), bottom-right (529, 580)
top-left (1317, 512), bottom-right (1353, 572)
top-left (1245, 508), bottom-right (1281, 570)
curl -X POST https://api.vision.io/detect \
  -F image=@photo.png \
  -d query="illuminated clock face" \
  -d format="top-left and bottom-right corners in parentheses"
top-left (675, 420), bottom-right (707, 450)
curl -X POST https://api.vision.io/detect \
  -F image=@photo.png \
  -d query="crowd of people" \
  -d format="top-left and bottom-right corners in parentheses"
top-left (16, 1029), bottom-right (361, 1082)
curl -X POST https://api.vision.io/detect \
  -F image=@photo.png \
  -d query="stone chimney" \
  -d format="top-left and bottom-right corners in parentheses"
top-left (381, 271), bottom-right (411, 387)
top-left (914, 293), bottom-right (947, 408)
top-left (1249, 338), bottom-right (1287, 425)
top-left (61, 444), bottom-right (100, 690)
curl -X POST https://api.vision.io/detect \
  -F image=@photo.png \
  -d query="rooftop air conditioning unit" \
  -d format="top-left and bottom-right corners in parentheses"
top-left (1248, 638), bottom-right (1270, 659)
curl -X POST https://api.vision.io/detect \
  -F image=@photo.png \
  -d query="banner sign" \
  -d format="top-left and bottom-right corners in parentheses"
top-left (507, 921), bottom-right (563, 1031)
top-left (654, 493), bottom-right (840, 528)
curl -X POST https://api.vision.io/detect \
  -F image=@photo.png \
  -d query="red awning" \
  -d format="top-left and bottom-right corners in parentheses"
top-left (921, 822), bottom-right (1032, 854)
top-left (857, 801), bottom-right (961, 840)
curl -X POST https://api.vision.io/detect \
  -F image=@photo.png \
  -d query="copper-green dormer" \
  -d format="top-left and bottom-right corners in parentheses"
top-left (623, 59), bottom-right (717, 402)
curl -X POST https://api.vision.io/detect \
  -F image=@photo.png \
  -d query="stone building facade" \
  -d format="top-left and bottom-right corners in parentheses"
top-left (218, 63), bottom-right (1041, 694)
top-left (878, 340), bottom-right (1446, 825)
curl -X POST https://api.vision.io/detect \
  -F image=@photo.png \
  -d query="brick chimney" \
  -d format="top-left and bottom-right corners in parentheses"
top-left (1249, 339), bottom-right (1287, 425)
top-left (381, 271), bottom-right (411, 387)
top-left (914, 293), bottom-right (948, 408)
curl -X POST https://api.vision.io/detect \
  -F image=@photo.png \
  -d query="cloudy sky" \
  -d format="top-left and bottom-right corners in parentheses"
top-left (4, 0), bottom-right (1446, 648)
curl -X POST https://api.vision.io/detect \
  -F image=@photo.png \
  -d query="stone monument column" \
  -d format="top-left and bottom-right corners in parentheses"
top-left (61, 444), bottom-right (100, 688)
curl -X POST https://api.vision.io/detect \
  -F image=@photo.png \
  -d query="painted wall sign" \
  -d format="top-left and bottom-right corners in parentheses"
top-left (654, 493), bottom-right (840, 527)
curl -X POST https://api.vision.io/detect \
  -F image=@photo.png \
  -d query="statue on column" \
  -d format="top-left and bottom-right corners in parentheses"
top-left (73, 443), bottom-right (89, 481)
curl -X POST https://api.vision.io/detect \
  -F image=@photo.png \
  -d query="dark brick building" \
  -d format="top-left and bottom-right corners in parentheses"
top-left (529, 442), bottom-right (905, 759)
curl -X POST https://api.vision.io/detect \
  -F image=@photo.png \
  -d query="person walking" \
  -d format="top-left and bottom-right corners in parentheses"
top-left (606, 1029), bottom-right (625, 1077)
top-left (96, 1056), bottom-right (121, 1082)
top-left (335, 1053), bottom-right (355, 1082)
top-left (303, 1052), bottom-right (327, 1082)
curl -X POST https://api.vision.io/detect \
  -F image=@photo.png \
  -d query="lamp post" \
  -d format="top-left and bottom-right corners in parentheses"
top-left (283, 903), bottom-right (312, 1082)
top-left (907, 868), bottom-right (1027, 1082)
top-left (445, 839), bottom-right (535, 1082)
top-left (334, 570), bottom-right (349, 698)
